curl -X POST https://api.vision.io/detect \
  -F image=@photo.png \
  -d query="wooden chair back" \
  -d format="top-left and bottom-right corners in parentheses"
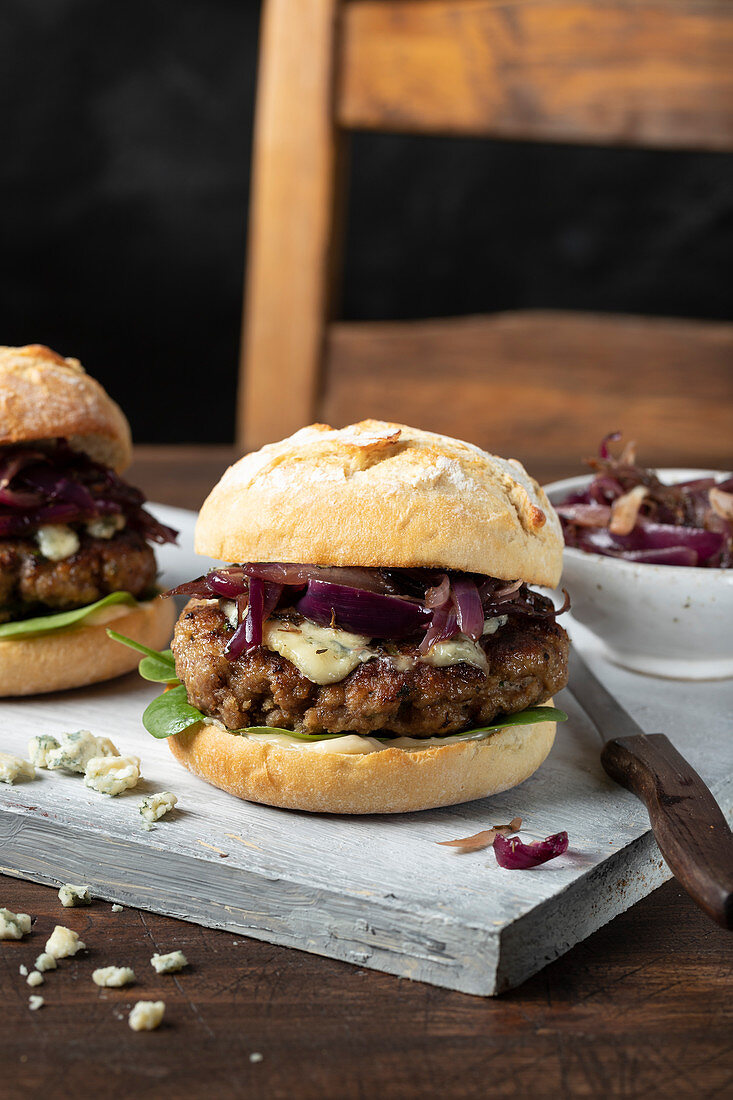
top-left (238, 0), bottom-right (733, 472)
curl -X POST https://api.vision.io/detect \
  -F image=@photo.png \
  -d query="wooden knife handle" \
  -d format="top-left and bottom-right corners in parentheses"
top-left (601, 734), bottom-right (733, 930)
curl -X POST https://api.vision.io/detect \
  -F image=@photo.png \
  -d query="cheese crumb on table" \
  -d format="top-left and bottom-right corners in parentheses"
top-left (45, 925), bottom-right (85, 959)
top-left (27, 735), bottom-right (60, 768)
top-left (0, 752), bottom-right (35, 784)
top-left (111, 904), bottom-right (123, 913)
top-left (34, 952), bottom-right (57, 972)
top-left (92, 966), bottom-right (135, 988)
top-left (150, 950), bottom-right (188, 974)
top-left (128, 1001), bottom-right (165, 1031)
top-left (249, 1053), bottom-right (263, 1064)
top-left (28, 995), bottom-right (45, 1011)
top-left (19, 964), bottom-right (28, 976)
top-left (26, 971), bottom-right (44, 987)
top-left (42, 730), bottom-right (119, 774)
top-left (58, 883), bottom-right (92, 908)
top-left (84, 755), bottom-right (140, 796)
top-left (139, 791), bottom-right (178, 828)
top-left (0, 908), bottom-right (32, 940)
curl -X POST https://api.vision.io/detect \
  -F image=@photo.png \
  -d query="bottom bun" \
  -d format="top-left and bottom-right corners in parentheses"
top-left (0, 596), bottom-right (176, 697)
top-left (167, 714), bottom-right (557, 814)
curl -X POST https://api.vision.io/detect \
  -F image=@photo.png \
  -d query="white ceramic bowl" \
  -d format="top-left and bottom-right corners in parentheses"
top-left (544, 469), bottom-right (733, 680)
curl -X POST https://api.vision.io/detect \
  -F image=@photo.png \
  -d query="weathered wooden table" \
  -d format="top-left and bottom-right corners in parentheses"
top-left (2, 447), bottom-right (731, 1099)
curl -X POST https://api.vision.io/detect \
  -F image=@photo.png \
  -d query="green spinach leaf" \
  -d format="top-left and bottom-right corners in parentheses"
top-left (0, 591), bottom-right (138, 640)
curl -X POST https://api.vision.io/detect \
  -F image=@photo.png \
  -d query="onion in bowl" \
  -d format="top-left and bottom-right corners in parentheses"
top-left (545, 468), bottom-right (733, 680)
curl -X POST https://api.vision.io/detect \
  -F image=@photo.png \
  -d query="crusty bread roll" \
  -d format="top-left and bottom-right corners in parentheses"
top-left (196, 420), bottom-right (563, 585)
top-left (0, 596), bottom-right (175, 697)
top-left (0, 344), bottom-right (132, 471)
top-left (168, 712), bottom-right (557, 815)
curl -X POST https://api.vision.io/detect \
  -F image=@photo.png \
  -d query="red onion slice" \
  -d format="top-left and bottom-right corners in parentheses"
top-left (296, 578), bottom-right (430, 638)
top-left (493, 831), bottom-right (569, 869)
top-left (451, 577), bottom-right (483, 641)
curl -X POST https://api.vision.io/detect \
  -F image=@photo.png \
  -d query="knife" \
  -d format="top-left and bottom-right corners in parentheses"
top-left (568, 647), bottom-right (733, 930)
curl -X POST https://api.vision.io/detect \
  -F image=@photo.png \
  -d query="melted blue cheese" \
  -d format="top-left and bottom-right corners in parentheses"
top-left (219, 601), bottom-right (506, 685)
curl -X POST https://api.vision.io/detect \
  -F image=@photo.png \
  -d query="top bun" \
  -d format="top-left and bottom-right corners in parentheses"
top-left (196, 420), bottom-right (563, 585)
top-left (0, 345), bottom-right (132, 471)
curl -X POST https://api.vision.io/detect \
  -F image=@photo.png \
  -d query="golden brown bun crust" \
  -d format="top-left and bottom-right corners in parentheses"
top-left (196, 420), bottom-right (563, 585)
top-left (0, 345), bottom-right (132, 471)
top-left (0, 596), bottom-right (175, 697)
top-left (167, 716), bottom-right (556, 814)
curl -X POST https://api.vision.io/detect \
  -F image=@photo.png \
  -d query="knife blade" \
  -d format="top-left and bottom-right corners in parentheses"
top-left (568, 647), bottom-right (733, 930)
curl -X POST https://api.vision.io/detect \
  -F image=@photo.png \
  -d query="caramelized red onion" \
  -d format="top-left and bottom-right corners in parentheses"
top-left (558, 436), bottom-right (732, 568)
top-left (296, 579), bottom-right (429, 638)
top-left (0, 440), bottom-right (177, 545)
top-left (493, 831), bottom-right (569, 869)
top-left (166, 563), bottom-right (565, 660)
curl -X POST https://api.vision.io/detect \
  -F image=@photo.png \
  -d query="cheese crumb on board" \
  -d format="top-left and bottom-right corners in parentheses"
top-left (0, 752), bottom-right (35, 784)
top-left (35, 952), bottom-right (57, 972)
top-left (83, 752), bottom-right (139, 796)
top-left (58, 884), bottom-right (92, 908)
top-left (44, 730), bottom-right (119, 774)
top-left (111, 904), bottom-right (123, 913)
top-left (0, 908), bottom-right (32, 940)
top-left (45, 925), bottom-right (85, 959)
top-left (150, 950), bottom-right (188, 974)
top-left (250, 1053), bottom-right (264, 1064)
top-left (84, 755), bottom-right (140, 796)
top-left (19, 964), bottom-right (28, 976)
top-left (27, 970), bottom-right (44, 987)
top-left (27, 734), bottom-right (60, 768)
top-left (92, 966), bottom-right (135, 988)
top-left (139, 792), bottom-right (178, 828)
top-left (128, 1001), bottom-right (165, 1031)
top-left (28, 995), bottom-right (45, 1011)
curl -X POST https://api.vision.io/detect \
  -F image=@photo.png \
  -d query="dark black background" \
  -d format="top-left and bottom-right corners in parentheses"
top-left (2, 0), bottom-right (731, 442)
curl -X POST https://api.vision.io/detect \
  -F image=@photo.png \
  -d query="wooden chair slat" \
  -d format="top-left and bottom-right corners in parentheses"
top-left (338, 0), bottom-right (733, 150)
top-left (321, 312), bottom-right (733, 478)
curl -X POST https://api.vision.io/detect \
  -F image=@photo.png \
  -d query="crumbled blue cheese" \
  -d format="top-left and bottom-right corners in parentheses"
top-left (19, 964), bottom-right (28, 976)
top-left (27, 734), bottom-right (60, 768)
top-left (0, 908), bottom-right (32, 940)
top-left (222, 605), bottom-right (510, 685)
top-left (26, 970), bottom-right (44, 987)
top-left (261, 617), bottom-right (371, 685)
top-left (86, 514), bottom-right (126, 539)
top-left (58, 884), bottom-right (92, 908)
top-left (34, 952), bottom-right (57, 972)
top-left (139, 792), bottom-right (178, 828)
top-left (150, 950), bottom-right (188, 974)
top-left (45, 925), bottom-right (85, 959)
top-left (45, 729), bottom-right (120, 774)
top-left (93, 965), bottom-right (135, 987)
top-left (28, 995), bottom-right (45, 1011)
top-left (111, 904), bottom-right (123, 913)
top-left (128, 1000), bottom-right (165, 1031)
top-left (0, 752), bottom-right (35, 784)
top-left (36, 524), bottom-right (80, 561)
top-left (84, 754), bottom-right (140, 796)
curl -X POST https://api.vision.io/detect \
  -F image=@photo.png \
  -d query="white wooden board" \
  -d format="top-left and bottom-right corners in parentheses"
top-left (0, 505), bottom-right (731, 997)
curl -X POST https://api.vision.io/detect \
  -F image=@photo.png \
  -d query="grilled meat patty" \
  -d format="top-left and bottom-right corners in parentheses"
top-left (0, 529), bottom-right (157, 621)
top-left (172, 599), bottom-right (569, 737)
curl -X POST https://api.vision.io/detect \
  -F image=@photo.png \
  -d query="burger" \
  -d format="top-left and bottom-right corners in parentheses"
top-left (123, 421), bottom-right (570, 814)
top-left (0, 344), bottom-right (177, 695)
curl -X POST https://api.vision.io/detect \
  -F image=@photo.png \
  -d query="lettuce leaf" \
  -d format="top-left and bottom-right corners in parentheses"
top-left (107, 634), bottom-right (568, 742)
top-left (0, 591), bottom-right (138, 640)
